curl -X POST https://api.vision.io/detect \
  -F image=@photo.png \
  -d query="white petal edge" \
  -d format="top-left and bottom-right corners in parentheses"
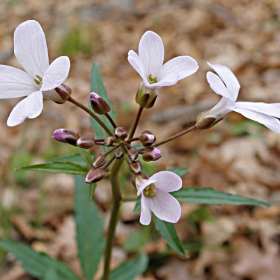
top-left (140, 195), bottom-right (152, 225)
top-left (207, 96), bottom-right (235, 119)
top-left (146, 189), bottom-right (181, 223)
top-left (138, 31), bottom-right (164, 77)
top-left (7, 90), bottom-right (43, 126)
top-left (0, 65), bottom-right (36, 98)
top-left (158, 56), bottom-right (199, 83)
top-left (41, 56), bottom-right (70, 91)
top-left (206, 72), bottom-right (232, 100)
top-left (150, 171), bottom-right (182, 192)
top-left (14, 20), bottom-right (49, 78)
top-left (234, 107), bottom-right (280, 133)
top-left (235, 101), bottom-right (280, 118)
top-left (208, 63), bottom-right (240, 102)
top-left (137, 179), bottom-right (157, 196)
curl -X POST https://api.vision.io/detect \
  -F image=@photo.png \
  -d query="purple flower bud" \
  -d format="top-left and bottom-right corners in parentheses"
top-left (129, 160), bottom-right (142, 174)
top-left (139, 130), bottom-right (156, 146)
top-left (90, 92), bottom-right (111, 115)
top-left (54, 83), bottom-right (72, 103)
top-left (142, 147), bottom-right (162, 162)
top-left (115, 149), bottom-right (124, 159)
top-left (92, 153), bottom-right (106, 168)
top-left (85, 168), bottom-right (107, 184)
top-left (52, 129), bottom-right (80, 146)
top-left (104, 136), bottom-right (116, 147)
top-left (128, 147), bottom-right (139, 161)
top-left (77, 134), bottom-right (95, 149)
top-left (114, 127), bottom-right (128, 139)
top-left (131, 172), bottom-right (149, 188)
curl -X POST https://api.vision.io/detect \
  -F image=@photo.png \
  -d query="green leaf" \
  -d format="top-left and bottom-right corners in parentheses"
top-left (89, 63), bottom-right (116, 151)
top-left (16, 162), bottom-right (88, 175)
top-left (44, 268), bottom-right (60, 280)
top-left (0, 240), bottom-right (79, 280)
top-left (133, 198), bottom-right (141, 214)
top-left (154, 217), bottom-right (186, 257)
top-left (102, 254), bottom-right (148, 280)
top-left (74, 176), bottom-right (105, 280)
top-left (172, 187), bottom-right (269, 207)
top-left (166, 168), bottom-right (188, 177)
top-left (47, 154), bottom-right (85, 165)
top-left (78, 147), bottom-right (93, 168)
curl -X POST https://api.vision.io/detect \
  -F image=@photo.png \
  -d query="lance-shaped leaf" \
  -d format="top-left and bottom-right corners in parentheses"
top-left (16, 162), bottom-right (88, 175)
top-left (0, 240), bottom-right (79, 280)
top-left (166, 168), bottom-right (188, 177)
top-left (154, 217), bottom-right (186, 257)
top-left (101, 254), bottom-right (148, 280)
top-left (172, 187), bottom-right (269, 207)
top-left (89, 63), bottom-right (116, 151)
top-left (74, 176), bottom-right (105, 280)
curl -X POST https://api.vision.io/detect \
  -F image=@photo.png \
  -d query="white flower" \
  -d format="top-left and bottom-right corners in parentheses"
top-left (128, 31), bottom-right (199, 91)
top-left (0, 20), bottom-right (70, 126)
top-left (136, 171), bottom-right (182, 225)
top-left (196, 63), bottom-right (280, 133)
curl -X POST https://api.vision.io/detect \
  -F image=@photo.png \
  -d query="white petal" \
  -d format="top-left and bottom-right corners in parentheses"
top-left (128, 51), bottom-right (150, 88)
top-left (137, 179), bottom-right (157, 196)
top-left (158, 56), bottom-right (198, 84)
top-left (139, 31), bottom-right (164, 77)
top-left (41, 56), bottom-right (70, 91)
top-left (150, 171), bottom-right (182, 192)
top-left (235, 102), bottom-right (280, 118)
top-left (14, 20), bottom-right (49, 78)
top-left (0, 65), bottom-right (36, 98)
top-left (207, 97), bottom-right (235, 118)
top-left (208, 63), bottom-right (240, 102)
top-left (147, 189), bottom-right (181, 223)
top-left (140, 195), bottom-right (152, 225)
top-left (234, 107), bottom-right (280, 133)
top-left (206, 72), bottom-right (232, 100)
top-left (7, 91), bottom-right (43, 126)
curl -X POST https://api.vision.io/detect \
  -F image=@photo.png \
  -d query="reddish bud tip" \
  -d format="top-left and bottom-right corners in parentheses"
top-left (92, 153), bottom-right (106, 168)
top-left (139, 130), bottom-right (156, 146)
top-left (129, 160), bottom-right (142, 174)
top-left (90, 92), bottom-right (111, 114)
top-left (142, 147), bottom-right (162, 162)
top-left (114, 127), bottom-right (128, 139)
top-left (85, 168), bottom-right (107, 184)
top-left (52, 129), bottom-right (80, 146)
top-left (77, 134), bottom-right (95, 149)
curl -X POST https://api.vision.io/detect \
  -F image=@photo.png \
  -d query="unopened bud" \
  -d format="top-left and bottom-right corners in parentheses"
top-left (196, 111), bottom-right (221, 130)
top-left (115, 149), bottom-right (124, 159)
top-left (135, 83), bottom-right (158, 109)
top-left (92, 153), bottom-right (106, 168)
top-left (114, 127), bottom-right (128, 139)
top-left (128, 147), bottom-right (139, 161)
top-left (85, 168), bottom-right (106, 184)
top-left (104, 136), bottom-right (115, 147)
top-left (77, 134), bottom-right (95, 149)
top-left (129, 160), bottom-right (142, 174)
top-left (52, 129), bottom-right (80, 146)
top-left (90, 92), bottom-right (111, 114)
top-left (54, 83), bottom-right (72, 103)
top-left (139, 130), bottom-right (156, 146)
top-left (131, 172), bottom-right (149, 188)
top-left (142, 147), bottom-right (162, 162)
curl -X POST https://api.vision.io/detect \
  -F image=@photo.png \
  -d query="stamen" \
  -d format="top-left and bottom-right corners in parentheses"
top-left (34, 75), bottom-right (43, 85)
top-left (143, 183), bottom-right (156, 197)
top-left (148, 74), bottom-right (158, 84)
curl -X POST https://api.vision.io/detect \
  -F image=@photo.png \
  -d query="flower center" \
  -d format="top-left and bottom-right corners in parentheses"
top-left (143, 183), bottom-right (156, 197)
top-left (34, 75), bottom-right (43, 86)
top-left (148, 74), bottom-right (158, 84)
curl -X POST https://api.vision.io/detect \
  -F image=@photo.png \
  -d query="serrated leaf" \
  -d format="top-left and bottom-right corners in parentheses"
top-left (154, 217), bottom-right (186, 257)
top-left (16, 162), bottom-right (88, 175)
top-left (74, 176), bottom-right (105, 280)
top-left (166, 168), bottom-right (188, 177)
top-left (172, 187), bottom-right (269, 207)
top-left (0, 240), bottom-right (79, 280)
top-left (89, 63), bottom-right (116, 151)
top-left (102, 254), bottom-right (148, 280)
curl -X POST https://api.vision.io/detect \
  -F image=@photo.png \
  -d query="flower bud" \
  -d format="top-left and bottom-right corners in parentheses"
top-left (129, 160), bottom-right (142, 174)
top-left (128, 147), bottom-right (139, 161)
top-left (114, 127), bottom-right (128, 139)
top-left (54, 83), bottom-right (72, 103)
top-left (90, 92), bottom-right (111, 114)
top-left (92, 153), bottom-right (106, 168)
top-left (142, 147), bottom-right (162, 162)
top-left (52, 129), bottom-right (80, 146)
top-left (139, 130), bottom-right (156, 146)
top-left (77, 134), bottom-right (95, 149)
top-left (131, 172), bottom-right (149, 188)
top-left (104, 136), bottom-right (115, 147)
top-left (135, 83), bottom-right (158, 109)
top-left (196, 111), bottom-right (221, 130)
top-left (115, 149), bottom-right (124, 159)
top-left (85, 168), bottom-right (107, 184)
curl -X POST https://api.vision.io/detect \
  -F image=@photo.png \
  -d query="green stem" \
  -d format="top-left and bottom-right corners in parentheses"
top-left (103, 157), bottom-right (124, 280)
top-left (128, 106), bottom-right (144, 139)
top-left (154, 124), bottom-right (197, 147)
top-left (68, 96), bottom-right (114, 136)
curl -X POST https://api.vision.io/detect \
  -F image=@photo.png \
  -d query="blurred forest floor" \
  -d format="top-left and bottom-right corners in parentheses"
top-left (0, 0), bottom-right (280, 279)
